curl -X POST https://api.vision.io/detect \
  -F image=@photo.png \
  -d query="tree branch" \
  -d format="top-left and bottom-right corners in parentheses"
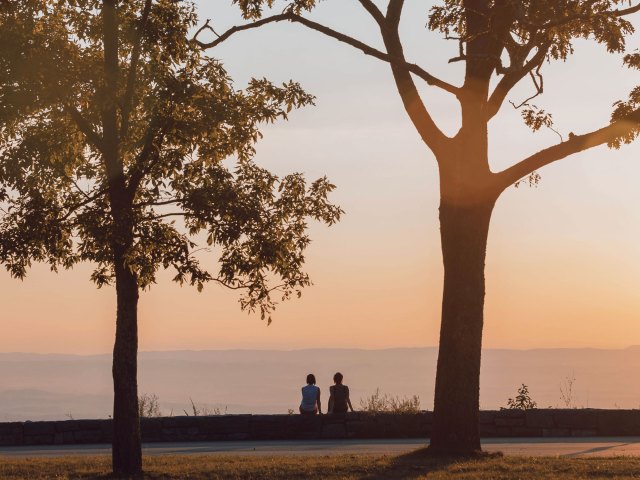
top-left (146, 212), bottom-right (189, 220)
top-left (615, 3), bottom-right (640, 17)
top-left (120, 0), bottom-right (152, 141)
top-left (195, 12), bottom-right (460, 96)
top-left (497, 108), bottom-right (640, 189)
top-left (64, 105), bottom-right (104, 153)
top-left (386, 0), bottom-right (404, 28)
top-left (134, 198), bottom-right (181, 208)
top-left (192, 14), bottom-right (290, 48)
top-left (357, 0), bottom-right (385, 27)
top-left (381, 0), bottom-right (450, 155)
top-left (62, 187), bottom-right (108, 220)
top-left (487, 42), bottom-right (550, 119)
top-left (126, 118), bottom-right (168, 197)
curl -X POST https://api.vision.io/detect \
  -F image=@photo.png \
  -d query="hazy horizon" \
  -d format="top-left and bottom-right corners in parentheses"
top-left (3, 346), bottom-right (640, 421)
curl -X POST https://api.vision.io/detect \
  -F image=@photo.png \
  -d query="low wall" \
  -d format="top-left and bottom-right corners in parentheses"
top-left (1, 409), bottom-right (639, 447)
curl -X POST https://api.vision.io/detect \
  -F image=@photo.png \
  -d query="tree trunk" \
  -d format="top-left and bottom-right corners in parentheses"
top-left (429, 197), bottom-right (495, 454)
top-left (111, 244), bottom-right (142, 475)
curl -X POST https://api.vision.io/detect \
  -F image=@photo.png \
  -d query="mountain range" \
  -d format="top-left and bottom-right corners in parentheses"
top-left (1, 347), bottom-right (640, 421)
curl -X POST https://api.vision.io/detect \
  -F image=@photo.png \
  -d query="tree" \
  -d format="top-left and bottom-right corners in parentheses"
top-left (0, 1), bottom-right (341, 474)
top-left (214, 0), bottom-right (640, 454)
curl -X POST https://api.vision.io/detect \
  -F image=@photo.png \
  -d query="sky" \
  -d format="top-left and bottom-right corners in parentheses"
top-left (1, 1), bottom-right (639, 354)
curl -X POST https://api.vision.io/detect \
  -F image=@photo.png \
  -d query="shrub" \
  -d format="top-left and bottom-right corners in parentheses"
top-left (359, 388), bottom-right (421, 414)
top-left (138, 393), bottom-right (162, 418)
top-left (503, 384), bottom-right (537, 410)
top-left (184, 398), bottom-right (227, 416)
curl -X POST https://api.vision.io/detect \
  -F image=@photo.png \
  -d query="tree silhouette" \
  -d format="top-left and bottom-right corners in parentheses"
top-left (220, 0), bottom-right (640, 454)
top-left (0, 1), bottom-right (341, 474)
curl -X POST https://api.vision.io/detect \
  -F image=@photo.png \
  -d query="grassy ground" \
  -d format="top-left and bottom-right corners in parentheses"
top-left (2, 450), bottom-right (640, 479)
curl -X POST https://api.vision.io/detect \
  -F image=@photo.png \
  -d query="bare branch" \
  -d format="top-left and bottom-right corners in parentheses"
top-left (294, 12), bottom-right (460, 96)
top-left (208, 277), bottom-right (287, 294)
top-left (69, 177), bottom-right (92, 200)
top-left (194, 12), bottom-right (460, 96)
top-left (146, 212), bottom-right (189, 220)
top-left (487, 42), bottom-right (550, 119)
top-left (509, 67), bottom-right (543, 109)
top-left (381, 0), bottom-right (450, 155)
top-left (134, 198), bottom-right (181, 208)
top-left (615, 3), bottom-right (640, 17)
top-left (386, 0), bottom-right (405, 28)
top-left (192, 13), bottom-right (290, 48)
top-left (497, 108), bottom-right (640, 189)
top-left (357, 0), bottom-right (385, 27)
top-left (62, 187), bottom-right (108, 220)
top-left (293, 12), bottom-right (460, 96)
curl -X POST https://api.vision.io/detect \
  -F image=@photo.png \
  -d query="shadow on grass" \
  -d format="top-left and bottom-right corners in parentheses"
top-left (30, 449), bottom-right (504, 480)
top-left (358, 447), bottom-right (504, 480)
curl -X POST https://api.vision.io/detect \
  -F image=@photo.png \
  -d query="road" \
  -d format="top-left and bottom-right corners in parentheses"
top-left (2, 438), bottom-right (640, 458)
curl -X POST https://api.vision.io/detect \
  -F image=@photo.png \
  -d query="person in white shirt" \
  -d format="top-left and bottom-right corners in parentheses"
top-left (299, 373), bottom-right (322, 414)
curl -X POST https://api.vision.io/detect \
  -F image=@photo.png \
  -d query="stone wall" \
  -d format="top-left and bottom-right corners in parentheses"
top-left (1, 409), bottom-right (639, 447)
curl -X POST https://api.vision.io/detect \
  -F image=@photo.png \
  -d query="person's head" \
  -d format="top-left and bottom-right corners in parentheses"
top-left (333, 372), bottom-right (343, 384)
top-left (306, 373), bottom-right (316, 385)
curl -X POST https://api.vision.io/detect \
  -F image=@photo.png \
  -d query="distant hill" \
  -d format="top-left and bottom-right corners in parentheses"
top-left (1, 347), bottom-right (639, 421)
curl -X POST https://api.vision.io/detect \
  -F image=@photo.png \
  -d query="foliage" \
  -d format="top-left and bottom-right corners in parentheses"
top-left (503, 384), bottom-right (537, 410)
top-left (359, 388), bottom-right (421, 414)
top-left (138, 393), bottom-right (162, 418)
top-left (427, 0), bottom-right (640, 139)
top-left (0, 0), bottom-right (342, 323)
top-left (610, 49), bottom-right (640, 147)
top-left (233, 0), bottom-right (316, 20)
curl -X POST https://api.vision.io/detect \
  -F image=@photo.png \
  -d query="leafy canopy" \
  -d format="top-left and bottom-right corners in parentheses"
top-left (0, 0), bottom-right (342, 322)
top-left (428, 0), bottom-right (640, 143)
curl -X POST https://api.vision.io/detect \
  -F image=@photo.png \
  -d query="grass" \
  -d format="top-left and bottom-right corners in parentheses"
top-left (2, 450), bottom-right (640, 479)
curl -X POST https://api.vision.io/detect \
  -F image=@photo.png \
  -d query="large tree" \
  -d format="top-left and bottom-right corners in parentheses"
top-left (216, 0), bottom-right (640, 454)
top-left (0, 0), bottom-right (341, 474)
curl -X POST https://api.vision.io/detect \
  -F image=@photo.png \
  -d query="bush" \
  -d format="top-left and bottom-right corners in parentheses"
top-left (138, 393), bottom-right (162, 418)
top-left (359, 388), bottom-right (421, 414)
top-left (503, 384), bottom-right (537, 410)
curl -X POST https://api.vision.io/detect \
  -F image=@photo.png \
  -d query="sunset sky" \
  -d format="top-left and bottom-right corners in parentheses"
top-left (1, 1), bottom-right (639, 354)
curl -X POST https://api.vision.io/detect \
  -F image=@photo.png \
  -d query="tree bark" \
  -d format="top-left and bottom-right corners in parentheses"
top-left (111, 241), bottom-right (142, 475)
top-left (429, 197), bottom-right (495, 454)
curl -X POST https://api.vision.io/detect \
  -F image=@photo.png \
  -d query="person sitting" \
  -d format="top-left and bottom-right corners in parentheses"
top-left (299, 373), bottom-right (322, 415)
top-left (328, 372), bottom-right (354, 414)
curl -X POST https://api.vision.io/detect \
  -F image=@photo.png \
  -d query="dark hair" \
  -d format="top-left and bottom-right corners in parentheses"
top-left (333, 372), bottom-right (343, 384)
top-left (306, 374), bottom-right (316, 385)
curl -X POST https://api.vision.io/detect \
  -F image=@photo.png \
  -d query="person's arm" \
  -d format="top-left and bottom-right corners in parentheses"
top-left (328, 385), bottom-right (334, 414)
top-left (316, 388), bottom-right (322, 414)
top-left (346, 386), bottom-right (354, 412)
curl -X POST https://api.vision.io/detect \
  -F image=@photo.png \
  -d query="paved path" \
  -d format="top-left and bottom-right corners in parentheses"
top-left (2, 438), bottom-right (640, 458)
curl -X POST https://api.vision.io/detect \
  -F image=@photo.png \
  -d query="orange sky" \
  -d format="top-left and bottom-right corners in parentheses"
top-left (1, 1), bottom-right (639, 354)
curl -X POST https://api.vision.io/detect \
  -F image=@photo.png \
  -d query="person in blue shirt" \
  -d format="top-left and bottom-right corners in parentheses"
top-left (299, 373), bottom-right (322, 414)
